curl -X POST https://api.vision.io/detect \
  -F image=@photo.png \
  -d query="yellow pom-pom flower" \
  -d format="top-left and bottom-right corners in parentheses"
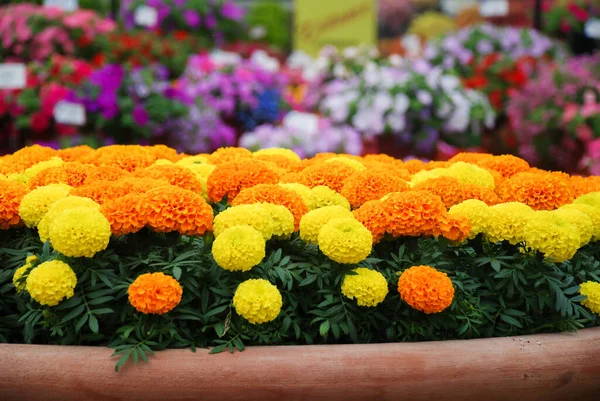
top-left (562, 204), bottom-right (600, 241)
top-left (579, 281), bottom-right (600, 315)
top-left (484, 202), bottom-right (535, 244)
top-left (38, 196), bottom-right (101, 243)
top-left (213, 204), bottom-right (275, 240)
top-left (176, 155), bottom-right (210, 165)
top-left (153, 159), bottom-right (173, 166)
top-left (311, 186), bottom-right (351, 210)
top-left (409, 168), bottom-right (448, 186)
top-left (299, 206), bottom-right (353, 244)
top-left (18, 184), bottom-right (72, 227)
top-left (25, 260), bottom-right (77, 306)
top-left (21, 157), bottom-right (64, 182)
top-left (233, 279), bottom-right (282, 324)
top-left (573, 192), bottom-right (600, 209)
top-left (523, 214), bottom-right (580, 263)
top-left (13, 255), bottom-right (38, 292)
top-left (278, 183), bottom-right (317, 210)
top-left (325, 157), bottom-right (366, 171)
top-left (553, 208), bottom-right (594, 247)
top-left (49, 207), bottom-right (111, 257)
top-left (447, 162), bottom-right (495, 189)
top-left (448, 199), bottom-right (490, 239)
top-left (341, 268), bottom-right (389, 307)
top-left (254, 148), bottom-right (301, 162)
top-left (318, 217), bottom-right (372, 264)
top-left (258, 203), bottom-right (295, 238)
top-left (212, 225), bottom-right (266, 271)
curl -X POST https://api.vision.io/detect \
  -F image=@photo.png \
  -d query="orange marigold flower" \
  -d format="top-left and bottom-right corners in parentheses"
top-left (231, 184), bottom-right (308, 230)
top-left (100, 193), bottom-right (146, 236)
top-left (140, 186), bottom-right (213, 235)
top-left (207, 160), bottom-right (282, 203)
top-left (398, 265), bottom-right (454, 314)
top-left (28, 162), bottom-right (99, 189)
top-left (353, 199), bottom-right (388, 243)
top-left (362, 161), bottom-right (411, 180)
top-left (145, 145), bottom-right (181, 162)
top-left (91, 145), bottom-right (156, 172)
top-left (279, 172), bottom-right (302, 184)
top-left (84, 166), bottom-right (129, 184)
top-left (0, 145), bottom-right (57, 175)
top-left (300, 153), bottom-right (338, 168)
top-left (476, 155), bottom-right (530, 178)
top-left (440, 215), bottom-right (471, 242)
top-left (56, 145), bottom-right (96, 163)
top-left (412, 177), bottom-right (465, 209)
top-left (134, 165), bottom-right (203, 194)
top-left (382, 190), bottom-right (447, 237)
top-left (571, 176), bottom-right (600, 197)
top-left (461, 184), bottom-right (500, 205)
top-left (448, 152), bottom-right (493, 164)
top-left (402, 159), bottom-right (426, 174)
top-left (128, 272), bottom-right (182, 315)
top-left (341, 170), bottom-right (409, 209)
top-left (208, 147), bottom-right (253, 165)
top-left (0, 179), bottom-right (28, 229)
top-left (73, 177), bottom-right (169, 204)
top-left (363, 154), bottom-right (402, 165)
top-left (502, 172), bottom-right (574, 210)
top-left (254, 153), bottom-right (302, 172)
top-left (299, 161), bottom-right (356, 192)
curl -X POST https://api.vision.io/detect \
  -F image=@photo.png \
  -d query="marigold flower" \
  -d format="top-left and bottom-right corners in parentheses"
top-left (502, 172), bottom-right (574, 210)
top-left (461, 183), bottom-right (500, 205)
top-left (448, 199), bottom-right (490, 239)
top-left (208, 147), bottom-right (253, 165)
top-left (278, 183), bottom-right (317, 210)
top-left (38, 196), bottom-right (101, 242)
top-left (300, 206), bottom-right (353, 244)
top-left (25, 260), bottom-right (77, 306)
top-left (579, 281), bottom-right (600, 315)
top-left (398, 265), bottom-right (454, 314)
top-left (21, 158), bottom-right (64, 183)
top-left (140, 186), bottom-right (213, 236)
top-left (476, 154), bottom-right (530, 178)
top-left (299, 162), bottom-right (356, 192)
top-left (381, 191), bottom-right (447, 237)
top-left (100, 193), bottom-right (146, 236)
top-left (259, 204), bottom-right (295, 238)
top-left (153, 159), bottom-right (173, 166)
top-left (318, 217), bottom-right (372, 264)
top-left (231, 184), bottom-right (308, 230)
top-left (552, 208), bottom-right (594, 247)
top-left (279, 172), bottom-right (302, 184)
top-left (449, 152), bottom-right (493, 164)
top-left (128, 272), bottom-right (183, 315)
top-left (325, 157), bottom-right (366, 171)
top-left (213, 204), bottom-right (275, 240)
top-left (0, 179), bottom-right (28, 229)
top-left (145, 144), bottom-right (181, 162)
top-left (342, 170), bottom-right (409, 209)
top-left (402, 159), bottom-right (427, 174)
top-left (180, 163), bottom-right (216, 181)
top-left (28, 162), bottom-right (99, 189)
top-left (207, 160), bottom-right (282, 203)
top-left (446, 162), bottom-right (495, 188)
top-left (562, 204), bottom-right (600, 241)
top-left (523, 214), bottom-right (580, 263)
top-left (91, 145), bottom-right (156, 172)
top-left (311, 185), bottom-right (351, 210)
top-left (73, 177), bottom-right (169, 204)
top-left (571, 176), bottom-right (600, 197)
top-left (341, 268), bottom-right (389, 307)
top-left (19, 184), bottom-right (71, 227)
top-left (212, 225), bottom-right (266, 271)
top-left (134, 165), bottom-right (203, 194)
top-left (49, 207), bottom-right (111, 257)
top-left (254, 148), bottom-right (301, 162)
top-left (573, 192), bottom-right (600, 209)
top-left (440, 215), bottom-right (471, 242)
top-left (56, 145), bottom-right (96, 163)
top-left (13, 255), bottom-right (38, 292)
top-left (176, 155), bottom-right (210, 165)
top-left (233, 279), bottom-right (282, 324)
top-left (412, 177), bottom-right (464, 209)
top-left (353, 199), bottom-right (388, 243)
top-left (0, 145), bottom-right (57, 175)
top-left (484, 202), bottom-right (534, 244)
top-left (363, 161), bottom-right (412, 181)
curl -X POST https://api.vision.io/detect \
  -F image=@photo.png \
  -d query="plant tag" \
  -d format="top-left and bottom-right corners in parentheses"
top-left (134, 6), bottom-right (158, 27)
top-left (0, 63), bottom-right (26, 89)
top-left (402, 34), bottom-right (421, 58)
top-left (479, 0), bottom-right (509, 17)
top-left (54, 101), bottom-right (86, 126)
top-left (283, 112), bottom-right (319, 134)
top-left (585, 19), bottom-right (600, 39)
top-left (43, 0), bottom-right (78, 12)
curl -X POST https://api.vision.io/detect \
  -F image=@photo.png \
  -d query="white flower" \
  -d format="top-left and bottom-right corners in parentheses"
top-left (248, 25), bottom-right (267, 40)
top-left (322, 95), bottom-right (350, 123)
top-left (373, 91), bottom-right (393, 112)
top-left (426, 67), bottom-right (443, 89)
top-left (286, 51), bottom-right (314, 70)
top-left (436, 101), bottom-right (452, 118)
top-left (352, 108), bottom-right (385, 137)
top-left (386, 112), bottom-right (407, 132)
top-left (445, 92), bottom-right (471, 132)
top-left (343, 47), bottom-right (359, 59)
top-left (439, 75), bottom-right (460, 92)
top-left (393, 93), bottom-right (410, 114)
top-left (333, 64), bottom-right (349, 79)
top-left (251, 50), bottom-right (280, 73)
top-left (416, 90), bottom-right (433, 106)
top-left (210, 50), bottom-right (242, 66)
top-left (388, 54), bottom-right (404, 67)
top-left (315, 56), bottom-right (330, 72)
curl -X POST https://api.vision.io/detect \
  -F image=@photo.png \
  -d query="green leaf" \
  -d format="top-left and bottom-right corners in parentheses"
top-left (209, 344), bottom-right (227, 354)
top-left (204, 304), bottom-right (229, 319)
top-left (61, 304), bottom-right (86, 324)
top-left (319, 320), bottom-right (330, 337)
top-left (114, 351), bottom-right (132, 372)
top-left (88, 296), bottom-right (113, 306)
top-left (500, 314), bottom-right (523, 328)
top-left (88, 314), bottom-right (99, 334)
top-left (75, 313), bottom-right (89, 333)
top-left (172, 266), bottom-right (182, 280)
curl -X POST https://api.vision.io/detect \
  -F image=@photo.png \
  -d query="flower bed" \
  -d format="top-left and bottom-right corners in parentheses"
top-left (1, 145), bottom-right (600, 373)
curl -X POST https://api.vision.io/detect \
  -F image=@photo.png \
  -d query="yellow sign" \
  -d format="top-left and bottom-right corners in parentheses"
top-left (294, 0), bottom-right (377, 57)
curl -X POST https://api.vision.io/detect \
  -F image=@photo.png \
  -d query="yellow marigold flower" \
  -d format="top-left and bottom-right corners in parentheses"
top-left (278, 183), bottom-right (317, 210)
top-left (579, 281), bottom-right (600, 315)
top-left (562, 204), bottom-right (600, 241)
top-left (180, 163), bottom-right (216, 180)
top-left (38, 196), bottom-right (101, 243)
top-left (484, 202), bottom-right (535, 244)
top-left (13, 255), bottom-right (38, 292)
top-left (258, 203), bottom-right (295, 238)
top-left (213, 204), bottom-right (275, 240)
top-left (176, 155), bottom-right (210, 165)
top-left (299, 206), bottom-right (353, 244)
top-left (49, 207), bottom-right (111, 258)
top-left (25, 260), bottom-right (77, 306)
top-left (523, 214), bottom-right (580, 263)
top-left (6, 173), bottom-right (27, 184)
top-left (553, 208), bottom-right (594, 247)
top-left (18, 184), bottom-right (72, 227)
top-left (153, 159), bottom-right (173, 165)
top-left (318, 217), bottom-right (372, 264)
top-left (448, 199), bottom-right (489, 239)
top-left (447, 162), bottom-right (495, 188)
top-left (254, 148), bottom-right (301, 162)
top-left (341, 268), bottom-right (389, 307)
top-left (573, 192), bottom-right (600, 209)
top-left (21, 157), bottom-right (64, 182)
top-left (325, 157), bottom-right (366, 171)
top-left (409, 168), bottom-right (448, 186)
top-left (212, 225), bottom-right (266, 271)
top-left (233, 279), bottom-right (282, 324)
top-left (311, 186), bottom-right (351, 210)
top-left (128, 272), bottom-right (183, 315)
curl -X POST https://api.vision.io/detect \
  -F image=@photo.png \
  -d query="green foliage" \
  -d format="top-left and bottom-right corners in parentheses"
top-left (1, 228), bottom-right (599, 371)
top-left (245, 1), bottom-right (291, 50)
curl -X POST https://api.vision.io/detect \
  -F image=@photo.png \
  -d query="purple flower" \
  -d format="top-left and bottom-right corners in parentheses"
top-left (220, 1), bottom-right (245, 21)
top-left (132, 104), bottom-right (149, 126)
top-left (205, 13), bottom-right (217, 29)
top-left (183, 10), bottom-right (201, 28)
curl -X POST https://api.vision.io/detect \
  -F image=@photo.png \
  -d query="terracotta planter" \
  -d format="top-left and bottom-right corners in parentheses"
top-left (1, 328), bottom-right (600, 401)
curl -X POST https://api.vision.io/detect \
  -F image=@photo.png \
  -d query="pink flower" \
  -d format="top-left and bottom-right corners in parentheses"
top-left (235, 67), bottom-right (254, 82)
top-left (560, 21), bottom-right (572, 33)
top-left (30, 111), bottom-right (50, 133)
top-left (576, 124), bottom-right (594, 141)
top-left (40, 83), bottom-right (69, 117)
top-left (96, 19), bottom-right (116, 33)
top-left (563, 103), bottom-right (579, 123)
top-left (567, 4), bottom-right (589, 22)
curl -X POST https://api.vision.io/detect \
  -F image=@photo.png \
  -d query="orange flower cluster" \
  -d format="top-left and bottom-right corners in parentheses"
top-left (341, 170), bottom-right (409, 209)
top-left (0, 145), bottom-right (57, 175)
top-left (134, 165), bottom-right (203, 193)
top-left (499, 172), bottom-right (574, 210)
top-left (412, 177), bottom-right (465, 208)
top-left (476, 154), bottom-right (530, 178)
top-left (398, 265), bottom-right (455, 314)
top-left (207, 159), bottom-right (282, 202)
top-left (571, 176), bottom-right (600, 197)
top-left (28, 163), bottom-right (102, 189)
top-left (128, 272), bottom-right (183, 315)
top-left (0, 180), bottom-right (28, 229)
top-left (299, 161), bottom-right (357, 192)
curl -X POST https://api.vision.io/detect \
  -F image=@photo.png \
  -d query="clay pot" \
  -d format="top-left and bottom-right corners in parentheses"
top-left (1, 328), bottom-right (600, 401)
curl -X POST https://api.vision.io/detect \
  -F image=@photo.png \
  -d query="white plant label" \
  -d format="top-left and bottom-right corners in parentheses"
top-left (134, 6), bottom-right (158, 27)
top-left (54, 101), bottom-right (86, 126)
top-left (479, 0), bottom-right (509, 17)
top-left (283, 112), bottom-right (319, 135)
top-left (0, 63), bottom-right (26, 89)
top-left (43, 0), bottom-right (78, 12)
top-left (585, 19), bottom-right (600, 39)
top-left (402, 34), bottom-right (421, 58)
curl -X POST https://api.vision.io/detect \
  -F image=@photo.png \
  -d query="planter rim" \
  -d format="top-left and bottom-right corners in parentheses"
top-left (1, 327), bottom-right (600, 401)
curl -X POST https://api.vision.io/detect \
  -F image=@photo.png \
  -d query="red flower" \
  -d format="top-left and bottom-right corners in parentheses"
top-left (173, 30), bottom-right (190, 41)
top-left (77, 35), bottom-right (92, 48)
top-left (92, 53), bottom-right (106, 67)
top-left (30, 111), bottom-right (50, 133)
top-left (56, 123), bottom-right (77, 136)
top-left (478, 53), bottom-right (502, 72)
top-left (501, 68), bottom-right (527, 87)
top-left (567, 4), bottom-right (589, 22)
top-left (464, 75), bottom-right (489, 89)
top-left (489, 90), bottom-right (504, 110)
